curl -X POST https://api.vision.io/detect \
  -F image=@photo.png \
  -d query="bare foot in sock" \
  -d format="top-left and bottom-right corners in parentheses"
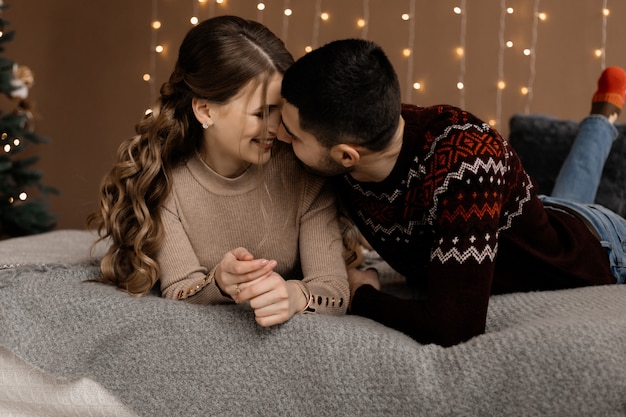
top-left (590, 66), bottom-right (626, 123)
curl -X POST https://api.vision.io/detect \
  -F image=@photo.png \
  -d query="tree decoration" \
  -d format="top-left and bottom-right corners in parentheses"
top-left (0, 2), bottom-right (57, 238)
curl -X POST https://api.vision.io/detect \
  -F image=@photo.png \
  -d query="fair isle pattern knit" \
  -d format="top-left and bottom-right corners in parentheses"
top-left (339, 105), bottom-right (532, 280)
top-left (344, 104), bottom-right (615, 346)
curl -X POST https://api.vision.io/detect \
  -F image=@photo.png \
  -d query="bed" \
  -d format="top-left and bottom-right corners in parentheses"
top-left (1, 114), bottom-right (626, 417)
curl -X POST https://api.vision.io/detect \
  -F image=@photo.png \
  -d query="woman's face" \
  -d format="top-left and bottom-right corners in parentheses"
top-left (203, 73), bottom-right (283, 178)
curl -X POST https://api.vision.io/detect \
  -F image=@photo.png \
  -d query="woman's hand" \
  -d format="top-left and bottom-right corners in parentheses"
top-left (239, 275), bottom-right (306, 327)
top-left (214, 247), bottom-right (306, 326)
top-left (215, 247), bottom-right (277, 298)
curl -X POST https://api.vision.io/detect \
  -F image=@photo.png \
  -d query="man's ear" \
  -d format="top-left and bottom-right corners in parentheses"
top-left (191, 97), bottom-right (213, 127)
top-left (330, 144), bottom-right (361, 168)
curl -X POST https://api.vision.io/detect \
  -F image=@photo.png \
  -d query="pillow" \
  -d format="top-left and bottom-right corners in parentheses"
top-left (508, 113), bottom-right (626, 217)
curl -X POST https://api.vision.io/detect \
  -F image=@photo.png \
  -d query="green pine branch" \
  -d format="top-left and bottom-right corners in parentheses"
top-left (0, 2), bottom-right (57, 238)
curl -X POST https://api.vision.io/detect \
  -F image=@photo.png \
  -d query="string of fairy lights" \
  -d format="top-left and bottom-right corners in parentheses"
top-left (142, 0), bottom-right (614, 129)
top-left (454, 1), bottom-right (467, 110)
top-left (524, 0), bottom-right (541, 115)
top-left (600, 0), bottom-right (609, 69)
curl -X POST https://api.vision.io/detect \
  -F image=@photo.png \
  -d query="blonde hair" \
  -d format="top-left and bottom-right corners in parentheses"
top-left (87, 16), bottom-right (294, 295)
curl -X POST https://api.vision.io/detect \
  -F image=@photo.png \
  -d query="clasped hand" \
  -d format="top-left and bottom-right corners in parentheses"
top-left (215, 247), bottom-right (306, 326)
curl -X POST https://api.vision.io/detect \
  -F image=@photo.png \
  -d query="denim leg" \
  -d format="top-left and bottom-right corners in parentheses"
top-left (540, 196), bottom-right (626, 284)
top-left (551, 115), bottom-right (619, 203)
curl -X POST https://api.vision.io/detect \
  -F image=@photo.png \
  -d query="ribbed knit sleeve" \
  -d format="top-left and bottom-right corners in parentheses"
top-left (297, 175), bottom-right (349, 315)
top-left (158, 194), bottom-right (233, 304)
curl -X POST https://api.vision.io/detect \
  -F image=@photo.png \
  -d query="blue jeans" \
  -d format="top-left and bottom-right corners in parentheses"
top-left (540, 115), bottom-right (626, 284)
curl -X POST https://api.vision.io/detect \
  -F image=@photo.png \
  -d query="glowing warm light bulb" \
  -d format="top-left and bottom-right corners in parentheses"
top-left (453, 7), bottom-right (462, 15)
top-left (456, 47), bottom-right (464, 57)
top-left (357, 18), bottom-right (366, 28)
top-left (497, 81), bottom-right (506, 90)
top-left (284, 9), bottom-right (292, 16)
top-left (488, 119), bottom-right (497, 126)
top-left (523, 49), bottom-right (532, 56)
top-left (538, 12), bottom-right (547, 21)
top-left (320, 12), bottom-right (329, 21)
top-left (257, 3), bottom-right (265, 11)
top-left (602, 8), bottom-right (610, 16)
top-left (143, 73), bottom-right (151, 82)
top-left (594, 49), bottom-right (604, 58)
top-left (151, 20), bottom-right (161, 30)
top-left (19, 192), bottom-right (27, 201)
top-left (190, 16), bottom-right (199, 25)
top-left (521, 87), bottom-right (529, 95)
top-left (198, 0), bottom-right (207, 3)
top-left (413, 82), bottom-right (421, 90)
top-left (506, 7), bottom-right (514, 14)
top-left (13, 138), bottom-right (20, 146)
top-left (402, 48), bottom-right (411, 57)
top-left (401, 14), bottom-right (410, 21)
top-left (216, 0), bottom-right (224, 4)
top-left (155, 45), bottom-right (164, 53)
top-left (457, 82), bottom-right (464, 90)
top-left (3, 144), bottom-right (9, 152)
top-left (305, 46), bottom-right (313, 53)
top-left (506, 41), bottom-right (514, 48)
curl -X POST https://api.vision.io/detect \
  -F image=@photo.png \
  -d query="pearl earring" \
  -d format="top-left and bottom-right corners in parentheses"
top-left (202, 122), bottom-right (209, 129)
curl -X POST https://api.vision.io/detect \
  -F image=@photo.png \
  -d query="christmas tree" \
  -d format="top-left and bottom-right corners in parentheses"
top-left (0, 2), bottom-right (57, 238)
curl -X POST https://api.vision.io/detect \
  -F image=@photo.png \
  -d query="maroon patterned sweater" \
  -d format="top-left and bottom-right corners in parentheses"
top-left (340, 104), bottom-right (615, 347)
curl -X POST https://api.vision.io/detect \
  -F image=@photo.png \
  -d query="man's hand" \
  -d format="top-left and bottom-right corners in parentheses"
top-left (347, 267), bottom-right (381, 301)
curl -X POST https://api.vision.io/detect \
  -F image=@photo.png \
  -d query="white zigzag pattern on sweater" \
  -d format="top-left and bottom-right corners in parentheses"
top-left (348, 124), bottom-right (489, 203)
top-left (348, 123), bottom-right (491, 208)
top-left (424, 122), bottom-right (492, 162)
top-left (431, 243), bottom-right (498, 264)
top-left (355, 210), bottom-right (422, 236)
top-left (349, 126), bottom-right (533, 238)
top-left (499, 144), bottom-right (534, 232)
top-left (345, 173), bottom-right (413, 204)
top-left (429, 157), bottom-right (508, 222)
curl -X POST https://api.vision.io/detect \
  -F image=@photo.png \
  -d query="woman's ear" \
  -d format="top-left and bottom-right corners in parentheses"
top-left (191, 98), bottom-right (213, 128)
top-left (330, 144), bottom-right (361, 168)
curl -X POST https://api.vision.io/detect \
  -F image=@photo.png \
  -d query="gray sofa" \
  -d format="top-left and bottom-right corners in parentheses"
top-left (509, 113), bottom-right (626, 217)
top-left (1, 114), bottom-right (625, 417)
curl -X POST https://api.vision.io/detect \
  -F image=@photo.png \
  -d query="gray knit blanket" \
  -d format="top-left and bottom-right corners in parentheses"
top-left (1, 230), bottom-right (626, 417)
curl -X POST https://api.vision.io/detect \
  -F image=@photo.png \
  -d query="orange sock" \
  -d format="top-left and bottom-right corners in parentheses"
top-left (592, 66), bottom-right (626, 111)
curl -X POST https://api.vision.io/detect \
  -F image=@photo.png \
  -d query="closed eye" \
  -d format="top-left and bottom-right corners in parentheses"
top-left (253, 105), bottom-right (280, 119)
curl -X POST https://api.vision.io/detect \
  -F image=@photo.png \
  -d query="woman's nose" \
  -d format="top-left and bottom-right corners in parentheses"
top-left (267, 111), bottom-right (281, 134)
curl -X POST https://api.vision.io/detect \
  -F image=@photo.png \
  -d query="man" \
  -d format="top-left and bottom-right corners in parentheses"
top-left (277, 38), bottom-right (626, 347)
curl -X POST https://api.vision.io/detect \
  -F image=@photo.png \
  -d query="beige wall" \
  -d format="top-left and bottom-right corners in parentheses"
top-left (6, 0), bottom-right (626, 230)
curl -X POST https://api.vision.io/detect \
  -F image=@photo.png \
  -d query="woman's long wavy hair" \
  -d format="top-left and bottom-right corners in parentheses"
top-left (87, 16), bottom-right (294, 296)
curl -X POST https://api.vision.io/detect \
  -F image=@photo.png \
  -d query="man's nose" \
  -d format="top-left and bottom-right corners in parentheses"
top-left (276, 123), bottom-right (291, 143)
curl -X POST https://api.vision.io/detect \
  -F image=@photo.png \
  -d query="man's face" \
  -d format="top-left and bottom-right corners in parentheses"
top-left (277, 102), bottom-right (349, 176)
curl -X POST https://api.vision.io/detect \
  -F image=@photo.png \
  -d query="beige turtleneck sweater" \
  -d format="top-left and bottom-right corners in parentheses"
top-left (157, 142), bottom-right (349, 315)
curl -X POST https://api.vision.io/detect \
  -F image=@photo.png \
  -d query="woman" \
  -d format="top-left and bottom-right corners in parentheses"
top-left (88, 15), bottom-right (350, 326)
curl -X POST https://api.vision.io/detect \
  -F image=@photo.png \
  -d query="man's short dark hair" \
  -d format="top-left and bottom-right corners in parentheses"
top-left (282, 39), bottom-right (402, 151)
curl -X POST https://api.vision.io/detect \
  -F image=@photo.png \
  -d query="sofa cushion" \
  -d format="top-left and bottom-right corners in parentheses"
top-left (508, 113), bottom-right (626, 217)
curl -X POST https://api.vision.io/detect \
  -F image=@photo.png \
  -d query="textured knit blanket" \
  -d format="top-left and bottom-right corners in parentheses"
top-left (1, 230), bottom-right (626, 417)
